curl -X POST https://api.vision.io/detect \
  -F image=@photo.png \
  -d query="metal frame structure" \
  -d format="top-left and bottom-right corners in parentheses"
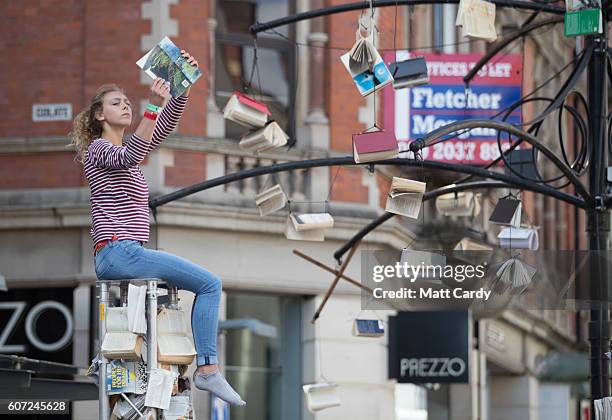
top-left (147, 0), bottom-right (612, 410)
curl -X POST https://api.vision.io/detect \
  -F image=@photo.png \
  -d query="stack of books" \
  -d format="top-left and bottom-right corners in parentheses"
top-left (285, 212), bottom-right (334, 242)
top-left (456, 0), bottom-right (498, 42)
top-left (385, 177), bottom-right (427, 219)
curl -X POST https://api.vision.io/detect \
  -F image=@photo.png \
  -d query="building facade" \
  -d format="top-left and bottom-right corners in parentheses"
top-left (0, 1), bottom-right (589, 419)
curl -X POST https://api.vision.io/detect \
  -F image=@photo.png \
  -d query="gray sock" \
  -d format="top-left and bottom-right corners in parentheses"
top-left (193, 370), bottom-right (246, 406)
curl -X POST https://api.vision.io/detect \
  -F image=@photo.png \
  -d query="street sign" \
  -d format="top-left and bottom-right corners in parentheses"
top-left (564, 8), bottom-right (603, 37)
top-left (384, 51), bottom-right (523, 164)
top-left (388, 310), bottom-right (470, 383)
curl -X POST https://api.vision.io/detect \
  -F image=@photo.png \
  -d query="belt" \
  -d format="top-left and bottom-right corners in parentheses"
top-left (93, 233), bottom-right (119, 255)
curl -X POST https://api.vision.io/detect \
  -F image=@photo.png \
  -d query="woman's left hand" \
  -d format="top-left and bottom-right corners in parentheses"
top-left (181, 50), bottom-right (199, 97)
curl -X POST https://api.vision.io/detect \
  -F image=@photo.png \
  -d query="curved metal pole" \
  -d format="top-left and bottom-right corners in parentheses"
top-left (410, 119), bottom-right (591, 200)
top-left (333, 180), bottom-right (586, 262)
top-left (149, 156), bottom-right (585, 209)
top-left (464, 16), bottom-right (564, 84)
top-left (250, 0), bottom-right (564, 35)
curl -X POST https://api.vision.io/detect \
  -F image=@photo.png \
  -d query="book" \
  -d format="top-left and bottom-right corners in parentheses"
top-left (106, 359), bottom-right (148, 395)
top-left (145, 368), bottom-right (177, 410)
top-left (101, 307), bottom-right (144, 360)
top-left (340, 44), bottom-right (393, 97)
top-left (389, 57), bottom-right (430, 90)
top-left (136, 36), bottom-right (202, 97)
top-left (498, 227), bottom-right (539, 250)
top-left (347, 36), bottom-right (379, 74)
top-left (453, 237), bottom-right (493, 251)
top-left (489, 198), bottom-right (521, 227)
top-left (290, 213), bottom-right (334, 231)
top-left (352, 130), bottom-right (399, 164)
top-left (492, 257), bottom-right (536, 294)
top-left (223, 92), bottom-right (271, 128)
top-left (239, 121), bottom-right (289, 152)
top-left (435, 190), bottom-right (480, 217)
top-left (352, 319), bottom-right (385, 337)
top-left (157, 308), bottom-right (197, 365)
top-left (302, 382), bottom-right (341, 412)
top-left (255, 184), bottom-right (288, 216)
top-left (385, 177), bottom-right (427, 219)
top-left (285, 218), bottom-right (325, 242)
top-left (127, 284), bottom-right (147, 335)
top-left (457, 0), bottom-right (498, 42)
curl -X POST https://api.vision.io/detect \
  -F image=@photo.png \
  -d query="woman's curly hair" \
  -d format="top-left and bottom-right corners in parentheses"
top-left (68, 84), bottom-right (125, 163)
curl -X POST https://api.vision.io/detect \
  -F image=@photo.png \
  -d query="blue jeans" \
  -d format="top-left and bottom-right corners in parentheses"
top-left (94, 240), bottom-right (220, 365)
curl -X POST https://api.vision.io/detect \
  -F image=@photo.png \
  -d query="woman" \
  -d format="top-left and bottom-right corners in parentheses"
top-left (69, 51), bottom-right (245, 406)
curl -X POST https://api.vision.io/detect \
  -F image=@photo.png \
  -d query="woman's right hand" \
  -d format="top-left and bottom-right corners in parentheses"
top-left (149, 77), bottom-right (171, 106)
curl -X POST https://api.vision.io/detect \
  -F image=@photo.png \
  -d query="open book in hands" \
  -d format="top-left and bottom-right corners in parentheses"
top-left (137, 37), bottom-right (202, 97)
top-left (385, 177), bottom-right (427, 219)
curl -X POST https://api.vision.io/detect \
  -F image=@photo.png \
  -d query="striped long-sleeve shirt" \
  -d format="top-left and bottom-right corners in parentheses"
top-left (85, 96), bottom-right (188, 245)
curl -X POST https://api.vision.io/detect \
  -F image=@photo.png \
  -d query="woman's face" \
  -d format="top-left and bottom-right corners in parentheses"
top-left (97, 91), bottom-right (132, 127)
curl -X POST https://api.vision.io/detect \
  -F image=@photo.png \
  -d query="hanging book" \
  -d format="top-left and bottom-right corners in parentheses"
top-left (454, 237), bottom-right (492, 251)
top-left (157, 308), bottom-right (197, 365)
top-left (498, 227), bottom-right (539, 250)
top-left (457, 0), bottom-right (498, 42)
top-left (385, 177), bottom-right (427, 219)
top-left (303, 382), bottom-right (341, 412)
top-left (436, 190), bottom-right (480, 217)
top-left (352, 319), bottom-right (385, 337)
top-left (255, 184), bottom-right (288, 216)
top-left (290, 212), bottom-right (334, 231)
top-left (352, 129), bottom-right (399, 163)
top-left (285, 217), bottom-right (325, 242)
top-left (494, 258), bottom-right (537, 290)
top-left (489, 198), bottom-right (521, 227)
top-left (389, 57), bottom-right (429, 90)
top-left (340, 41), bottom-right (393, 97)
top-left (239, 121), bottom-right (289, 152)
top-left (101, 307), bottom-right (144, 360)
top-left (223, 92), bottom-right (271, 129)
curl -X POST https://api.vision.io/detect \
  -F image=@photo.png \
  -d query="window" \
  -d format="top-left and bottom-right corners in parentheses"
top-left (224, 292), bottom-right (302, 420)
top-left (216, 0), bottom-right (295, 139)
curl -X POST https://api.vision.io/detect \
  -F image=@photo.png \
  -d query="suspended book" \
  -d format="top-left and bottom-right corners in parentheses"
top-left (504, 149), bottom-right (540, 181)
top-left (594, 396), bottom-right (612, 420)
top-left (101, 307), bottom-right (144, 360)
top-left (457, 0), bottom-right (498, 42)
top-left (489, 197), bottom-right (521, 228)
top-left (285, 217), bottom-right (325, 242)
top-left (239, 121), bottom-right (289, 152)
top-left (348, 35), bottom-right (379, 74)
top-left (290, 212), bottom-right (334, 231)
top-left (303, 382), bottom-right (341, 412)
top-left (340, 39), bottom-right (393, 96)
top-left (223, 91), bottom-right (271, 129)
top-left (389, 57), bottom-right (429, 90)
top-left (157, 308), bottom-right (196, 365)
top-left (385, 177), bottom-right (427, 219)
top-left (255, 184), bottom-right (288, 216)
top-left (454, 237), bottom-right (492, 251)
top-left (145, 368), bottom-right (177, 410)
top-left (352, 129), bottom-right (399, 163)
top-left (353, 319), bottom-right (385, 337)
top-left (491, 257), bottom-right (536, 294)
top-left (498, 227), bottom-right (539, 250)
top-left (435, 190), bottom-right (481, 217)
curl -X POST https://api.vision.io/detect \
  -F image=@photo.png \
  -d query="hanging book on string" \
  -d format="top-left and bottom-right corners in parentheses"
top-left (352, 129), bottom-right (399, 163)
top-left (239, 121), bottom-right (289, 152)
top-left (389, 56), bottom-right (429, 90)
top-left (223, 91), bottom-right (271, 128)
top-left (385, 177), bottom-right (427, 219)
top-left (489, 197), bottom-right (521, 227)
top-left (341, 39), bottom-right (393, 96)
top-left (456, 0), bottom-right (498, 42)
top-left (255, 184), bottom-right (288, 216)
top-left (498, 227), bottom-right (539, 250)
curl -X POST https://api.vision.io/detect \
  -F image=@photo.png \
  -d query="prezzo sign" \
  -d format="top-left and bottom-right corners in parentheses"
top-left (388, 310), bottom-right (470, 383)
top-left (384, 51), bottom-right (522, 164)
